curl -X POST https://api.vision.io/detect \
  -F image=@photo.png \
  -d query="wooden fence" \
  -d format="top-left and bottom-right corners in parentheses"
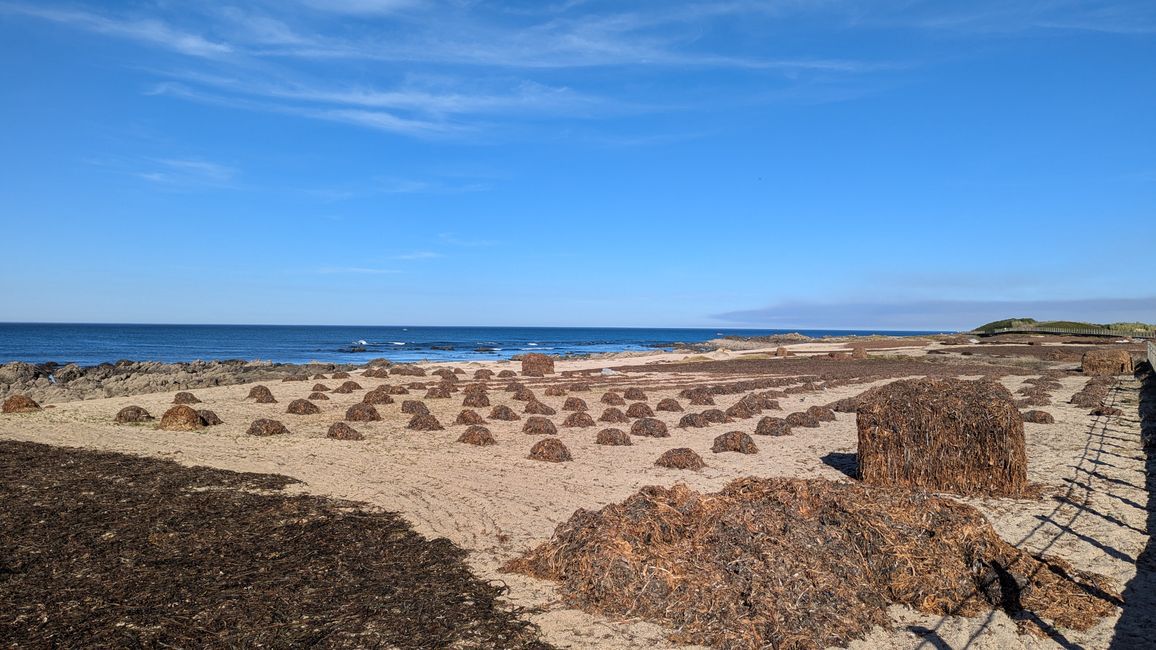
top-left (988, 326), bottom-right (1156, 340)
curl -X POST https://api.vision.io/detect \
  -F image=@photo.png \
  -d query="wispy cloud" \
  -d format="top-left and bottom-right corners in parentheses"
top-left (316, 266), bottom-right (401, 275)
top-left (1, 3), bottom-right (233, 57)
top-left (393, 251), bottom-right (442, 260)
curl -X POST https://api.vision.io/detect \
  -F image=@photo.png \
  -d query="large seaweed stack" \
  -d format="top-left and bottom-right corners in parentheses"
top-left (504, 478), bottom-right (1117, 650)
top-left (1081, 349), bottom-right (1133, 376)
top-left (521, 353), bottom-right (556, 377)
top-left (856, 378), bottom-right (1028, 497)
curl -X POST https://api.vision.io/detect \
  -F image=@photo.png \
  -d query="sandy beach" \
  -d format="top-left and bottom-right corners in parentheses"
top-left (1, 336), bottom-right (1150, 649)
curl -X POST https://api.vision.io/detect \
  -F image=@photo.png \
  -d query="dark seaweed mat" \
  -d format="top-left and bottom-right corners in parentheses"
top-left (0, 440), bottom-right (548, 649)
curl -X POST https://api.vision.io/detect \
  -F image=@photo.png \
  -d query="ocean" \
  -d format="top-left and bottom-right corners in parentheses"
top-left (0, 323), bottom-right (942, 366)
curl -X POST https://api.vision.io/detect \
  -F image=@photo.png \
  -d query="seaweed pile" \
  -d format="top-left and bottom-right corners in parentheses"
top-left (0, 441), bottom-right (546, 649)
top-left (505, 478), bottom-right (1117, 649)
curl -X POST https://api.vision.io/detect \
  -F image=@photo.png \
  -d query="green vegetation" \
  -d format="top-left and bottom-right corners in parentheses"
top-left (972, 318), bottom-right (1155, 334)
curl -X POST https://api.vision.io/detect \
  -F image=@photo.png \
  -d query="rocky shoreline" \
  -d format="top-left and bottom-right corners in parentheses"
top-left (0, 360), bottom-right (362, 404)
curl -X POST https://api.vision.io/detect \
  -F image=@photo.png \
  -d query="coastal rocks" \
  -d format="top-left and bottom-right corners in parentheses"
top-left (0, 360), bottom-right (357, 405)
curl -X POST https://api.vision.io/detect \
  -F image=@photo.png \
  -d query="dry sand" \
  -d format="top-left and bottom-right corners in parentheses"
top-left (0, 341), bottom-right (1149, 649)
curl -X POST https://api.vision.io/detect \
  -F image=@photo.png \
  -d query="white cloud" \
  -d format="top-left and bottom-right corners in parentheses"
top-left (1, 4), bottom-right (232, 57)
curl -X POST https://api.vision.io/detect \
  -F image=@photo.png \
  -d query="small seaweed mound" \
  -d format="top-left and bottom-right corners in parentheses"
top-left (655, 448), bottom-right (705, 470)
top-left (523, 416), bottom-right (558, 435)
top-left (504, 478), bottom-right (1118, 650)
top-left (786, 412), bottom-right (821, 428)
top-left (631, 418), bottom-right (669, 438)
top-left (678, 413), bottom-right (709, 429)
top-left (712, 431), bottom-right (758, 454)
top-left (247, 385), bottom-right (276, 403)
top-left (529, 437), bottom-right (571, 462)
top-left (246, 419), bottom-right (289, 437)
top-left (345, 404), bottom-right (381, 422)
top-left (524, 400), bottom-right (557, 416)
top-left (489, 405), bottom-right (521, 421)
top-left (562, 397), bottom-right (588, 412)
top-left (455, 409), bottom-right (487, 426)
top-left (598, 408), bottom-right (629, 423)
top-left (623, 387), bottom-right (647, 401)
top-left (545, 386), bottom-right (568, 397)
top-left (1021, 410), bottom-right (1056, 424)
top-left (287, 399), bottom-right (321, 416)
top-left (463, 392), bottom-right (491, 408)
top-left (626, 403), bottom-right (654, 418)
top-left (408, 414), bottom-right (444, 431)
top-left (309, 392), bottom-right (330, 401)
top-left (596, 428), bottom-right (632, 446)
top-left (754, 417), bottom-right (791, 437)
top-left (114, 406), bottom-right (153, 424)
top-left (172, 392), bottom-right (201, 405)
top-left (401, 400), bottom-right (429, 415)
top-left (656, 398), bottom-right (684, 412)
top-left (159, 405), bottom-right (203, 432)
top-left (197, 410), bottom-right (223, 426)
top-left (327, 422), bottom-right (363, 440)
top-left (600, 392), bottom-right (626, 406)
top-left (363, 387), bottom-right (395, 405)
top-left (458, 425), bottom-right (496, 446)
top-left (563, 412), bottom-right (596, 428)
top-left (333, 381), bottom-right (363, 394)
top-left (806, 405), bottom-right (837, 422)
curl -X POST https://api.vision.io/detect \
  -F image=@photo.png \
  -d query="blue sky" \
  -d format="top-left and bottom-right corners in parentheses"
top-left (0, 0), bottom-right (1153, 329)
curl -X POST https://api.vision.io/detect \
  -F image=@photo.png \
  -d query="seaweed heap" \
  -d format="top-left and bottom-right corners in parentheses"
top-left (504, 478), bottom-right (1117, 650)
top-left (857, 378), bottom-right (1028, 497)
top-left (0, 441), bottom-right (545, 649)
top-left (1081, 349), bottom-right (1133, 376)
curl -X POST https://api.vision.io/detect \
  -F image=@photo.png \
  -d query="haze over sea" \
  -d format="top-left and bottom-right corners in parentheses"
top-left (0, 323), bottom-right (940, 367)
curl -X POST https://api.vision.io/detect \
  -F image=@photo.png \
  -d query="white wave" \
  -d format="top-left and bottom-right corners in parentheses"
top-left (391, 342), bottom-right (406, 345)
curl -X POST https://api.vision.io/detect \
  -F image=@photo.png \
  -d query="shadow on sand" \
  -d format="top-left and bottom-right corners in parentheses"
top-left (1109, 361), bottom-right (1156, 650)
